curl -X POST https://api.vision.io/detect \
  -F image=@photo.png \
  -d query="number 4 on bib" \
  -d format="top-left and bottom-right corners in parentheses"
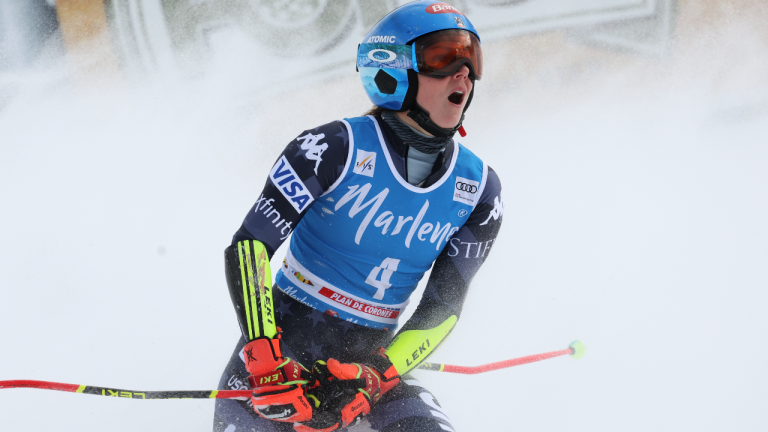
top-left (366, 258), bottom-right (400, 300)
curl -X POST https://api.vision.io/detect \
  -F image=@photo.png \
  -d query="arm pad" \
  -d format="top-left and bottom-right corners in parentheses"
top-left (384, 315), bottom-right (457, 376)
top-left (224, 240), bottom-right (276, 341)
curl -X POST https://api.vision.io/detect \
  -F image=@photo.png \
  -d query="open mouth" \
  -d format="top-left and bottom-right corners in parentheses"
top-left (448, 91), bottom-right (464, 105)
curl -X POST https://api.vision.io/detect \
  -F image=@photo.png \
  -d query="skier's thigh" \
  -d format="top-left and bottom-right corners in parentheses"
top-left (348, 377), bottom-right (456, 432)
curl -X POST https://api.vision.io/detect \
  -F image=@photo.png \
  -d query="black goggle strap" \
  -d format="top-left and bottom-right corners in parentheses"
top-left (357, 43), bottom-right (413, 71)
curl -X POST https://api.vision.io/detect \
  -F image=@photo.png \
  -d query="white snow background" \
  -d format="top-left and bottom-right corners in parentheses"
top-left (1, 8), bottom-right (767, 432)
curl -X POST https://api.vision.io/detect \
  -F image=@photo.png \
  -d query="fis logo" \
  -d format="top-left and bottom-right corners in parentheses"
top-left (453, 176), bottom-right (479, 206)
top-left (353, 149), bottom-right (376, 177)
top-left (270, 156), bottom-right (314, 213)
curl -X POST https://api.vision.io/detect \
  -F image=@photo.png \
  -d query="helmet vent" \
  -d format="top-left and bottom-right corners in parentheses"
top-left (374, 69), bottom-right (398, 95)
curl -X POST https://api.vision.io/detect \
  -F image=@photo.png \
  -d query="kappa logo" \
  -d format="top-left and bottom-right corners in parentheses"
top-left (480, 194), bottom-right (504, 225)
top-left (270, 156), bottom-right (314, 213)
top-left (353, 149), bottom-right (376, 177)
top-left (453, 176), bottom-right (479, 206)
top-left (296, 132), bottom-right (328, 175)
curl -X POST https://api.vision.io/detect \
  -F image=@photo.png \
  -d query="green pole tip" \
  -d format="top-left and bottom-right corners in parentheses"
top-left (568, 340), bottom-right (586, 359)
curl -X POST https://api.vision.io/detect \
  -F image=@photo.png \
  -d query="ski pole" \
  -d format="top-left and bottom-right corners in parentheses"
top-left (0, 341), bottom-right (585, 399)
top-left (416, 340), bottom-right (586, 374)
top-left (0, 380), bottom-right (252, 400)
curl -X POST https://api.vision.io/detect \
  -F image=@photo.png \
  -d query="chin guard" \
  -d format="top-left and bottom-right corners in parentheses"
top-left (407, 103), bottom-right (464, 138)
top-left (404, 80), bottom-right (475, 138)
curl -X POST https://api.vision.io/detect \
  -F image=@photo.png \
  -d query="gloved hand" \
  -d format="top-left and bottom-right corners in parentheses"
top-left (243, 332), bottom-right (316, 423)
top-left (294, 348), bottom-right (401, 432)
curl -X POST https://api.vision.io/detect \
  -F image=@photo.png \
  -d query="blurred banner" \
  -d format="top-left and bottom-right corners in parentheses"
top-left (0, 1), bottom-right (59, 72)
top-left (1, 0), bottom-right (675, 89)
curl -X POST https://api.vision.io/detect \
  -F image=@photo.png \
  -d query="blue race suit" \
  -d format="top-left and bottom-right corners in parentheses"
top-left (215, 115), bottom-right (503, 432)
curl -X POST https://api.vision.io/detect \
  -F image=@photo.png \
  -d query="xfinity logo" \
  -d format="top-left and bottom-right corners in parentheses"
top-left (270, 156), bottom-right (314, 213)
top-left (453, 176), bottom-right (479, 206)
top-left (254, 194), bottom-right (294, 240)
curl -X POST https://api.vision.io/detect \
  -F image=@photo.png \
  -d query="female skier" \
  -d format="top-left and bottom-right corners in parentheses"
top-left (214, 2), bottom-right (503, 431)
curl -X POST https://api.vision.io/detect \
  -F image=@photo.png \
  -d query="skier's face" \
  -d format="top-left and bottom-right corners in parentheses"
top-left (415, 64), bottom-right (473, 131)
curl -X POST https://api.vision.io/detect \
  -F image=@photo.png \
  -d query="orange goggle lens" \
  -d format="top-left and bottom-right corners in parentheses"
top-left (414, 29), bottom-right (482, 80)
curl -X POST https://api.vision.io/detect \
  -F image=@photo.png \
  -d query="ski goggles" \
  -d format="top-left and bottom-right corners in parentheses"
top-left (357, 29), bottom-right (483, 80)
top-left (413, 29), bottom-right (482, 80)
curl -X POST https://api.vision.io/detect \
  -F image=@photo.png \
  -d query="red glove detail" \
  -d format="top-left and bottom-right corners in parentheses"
top-left (326, 358), bottom-right (399, 408)
top-left (294, 349), bottom-right (400, 432)
top-left (242, 334), bottom-right (314, 423)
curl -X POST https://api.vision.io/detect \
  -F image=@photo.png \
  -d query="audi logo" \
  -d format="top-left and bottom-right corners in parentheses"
top-left (455, 182), bottom-right (477, 193)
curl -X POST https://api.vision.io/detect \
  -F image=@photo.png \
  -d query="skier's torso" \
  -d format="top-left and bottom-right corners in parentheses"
top-left (275, 116), bottom-right (487, 329)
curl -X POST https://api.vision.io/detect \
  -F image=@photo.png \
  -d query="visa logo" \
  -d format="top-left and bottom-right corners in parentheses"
top-left (269, 156), bottom-right (314, 213)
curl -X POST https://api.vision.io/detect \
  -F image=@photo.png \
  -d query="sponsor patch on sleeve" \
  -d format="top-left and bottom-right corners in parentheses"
top-left (269, 156), bottom-right (314, 213)
top-left (453, 176), bottom-right (479, 206)
top-left (353, 149), bottom-right (376, 177)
